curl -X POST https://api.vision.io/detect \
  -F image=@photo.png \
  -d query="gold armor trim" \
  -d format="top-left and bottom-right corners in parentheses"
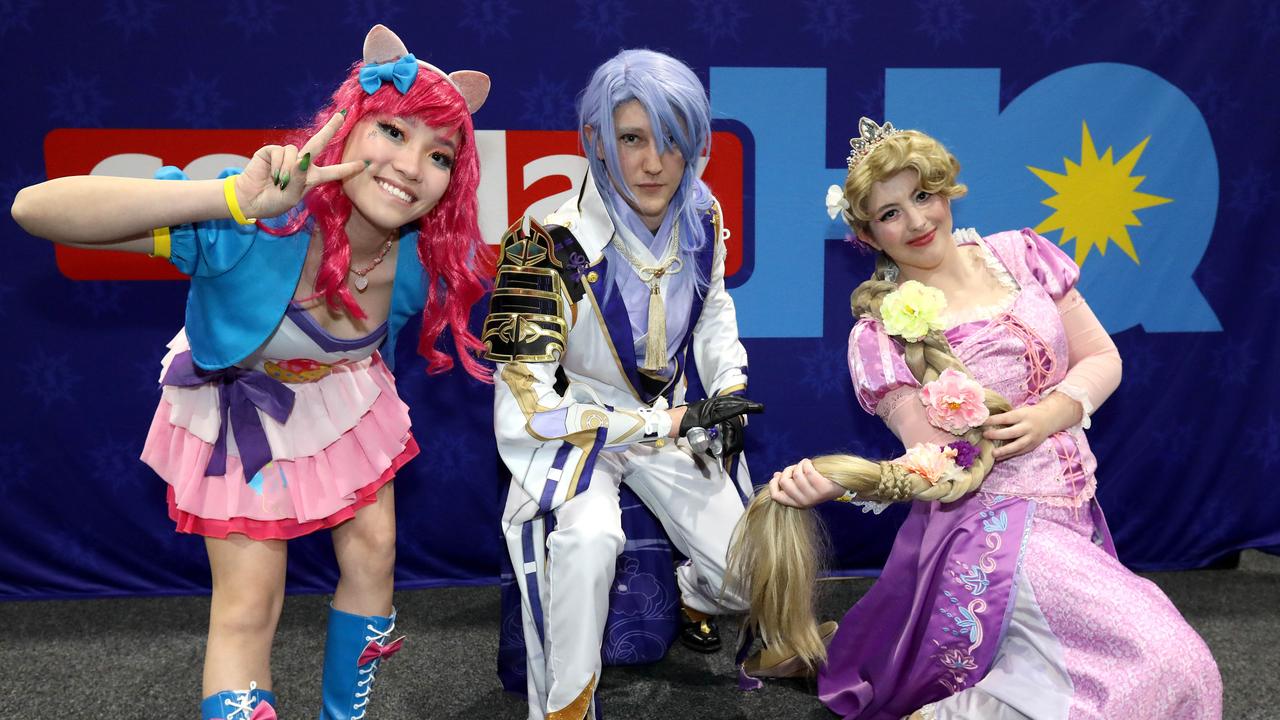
top-left (483, 218), bottom-right (571, 363)
top-left (546, 674), bottom-right (596, 720)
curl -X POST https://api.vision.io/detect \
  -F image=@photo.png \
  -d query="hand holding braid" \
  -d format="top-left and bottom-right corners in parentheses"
top-left (725, 276), bottom-right (1014, 671)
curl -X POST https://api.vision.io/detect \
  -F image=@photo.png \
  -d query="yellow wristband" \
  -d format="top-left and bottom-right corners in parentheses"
top-left (149, 226), bottom-right (172, 259)
top-left (223, 175), bottom-right (256, 225)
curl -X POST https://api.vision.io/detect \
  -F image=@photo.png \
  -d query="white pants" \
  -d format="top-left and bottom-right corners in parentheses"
top-left (502, 442), bottom-right (751, 720)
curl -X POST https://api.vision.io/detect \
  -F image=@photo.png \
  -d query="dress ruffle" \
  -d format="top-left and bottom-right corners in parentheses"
top-left (158, 332), bottom-right (384, 457)
top-left (142, 340), bottom-right (416, 540)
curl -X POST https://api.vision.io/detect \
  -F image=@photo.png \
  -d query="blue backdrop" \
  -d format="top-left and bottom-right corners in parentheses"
top-left (2, 1), bottom-right (1277, 599)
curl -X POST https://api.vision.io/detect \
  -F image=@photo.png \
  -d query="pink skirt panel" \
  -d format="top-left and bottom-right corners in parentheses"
top-left (1022, 505), bottom-right (1223, 719)
top-left (165, 437), bottom-right (418, 541)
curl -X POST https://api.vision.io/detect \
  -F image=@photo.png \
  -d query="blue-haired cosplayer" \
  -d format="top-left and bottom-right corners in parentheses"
top-left (485, 49), bottom-right (762, 719)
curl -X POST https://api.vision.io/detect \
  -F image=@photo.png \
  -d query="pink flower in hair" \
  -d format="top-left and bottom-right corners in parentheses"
top-left (899, 443), bottom-right (961, 486)
top-left (919, 368), bottom-right (989, 435)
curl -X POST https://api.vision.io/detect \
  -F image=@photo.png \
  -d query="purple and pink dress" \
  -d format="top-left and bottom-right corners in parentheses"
top-left (818, 229), bottom-right (1221, 719)
top-left (142, 302), bottom-right (416, 540)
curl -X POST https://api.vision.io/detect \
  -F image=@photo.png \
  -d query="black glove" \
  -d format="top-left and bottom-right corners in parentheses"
top-left (679, 395), bottom-right (764, 458)
top-left (679, 395), bottom-right (765, 435)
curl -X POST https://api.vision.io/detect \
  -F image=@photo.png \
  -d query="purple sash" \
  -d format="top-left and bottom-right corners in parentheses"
top-left (161, 350), bottom-right (295, 483)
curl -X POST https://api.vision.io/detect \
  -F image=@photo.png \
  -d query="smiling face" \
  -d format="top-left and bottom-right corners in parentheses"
top-left (605, 99), bottom-right (686, 232)
top-left (857, 167), bottom-right (956, 278)
top-left (340, 114), bottom-right (459, 232)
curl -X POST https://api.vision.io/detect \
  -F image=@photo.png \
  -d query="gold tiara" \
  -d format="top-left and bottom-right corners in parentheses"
top-left (846, 117), bottom-right (900, 169)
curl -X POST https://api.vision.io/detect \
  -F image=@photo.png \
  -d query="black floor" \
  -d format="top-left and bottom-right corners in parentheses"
top-left (2, 551), bottom-right (1277, 719)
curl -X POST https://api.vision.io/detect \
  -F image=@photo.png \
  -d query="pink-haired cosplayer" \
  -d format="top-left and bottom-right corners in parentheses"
top-left (12, 24), bottom-right (490, 720)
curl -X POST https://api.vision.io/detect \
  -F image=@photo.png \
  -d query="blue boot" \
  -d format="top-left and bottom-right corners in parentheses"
top-left (319, 605), bottom-right (404, 720)
top-left (201, 681), bottom-right (277, 719)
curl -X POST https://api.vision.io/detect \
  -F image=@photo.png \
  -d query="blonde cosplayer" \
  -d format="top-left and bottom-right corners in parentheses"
top-left (726, 121), bottom-right (1011, 670)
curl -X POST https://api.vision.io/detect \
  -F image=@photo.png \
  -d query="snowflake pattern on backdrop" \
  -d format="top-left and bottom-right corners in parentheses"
top-left (690, 0), bottom-right (750, 45)
top-left (915, 0), bottom-right (974, 46)
top-left (460, 0), bottom-right (520, 42)
top-left (48, 72), bottom-right (111, 128)
top-left (21, 350), bottom-right (83, 410)
top-left (224, 0), bottom-right (283, 36)
top-left (1252, 0), bottom-right (1280, 43)
top-left (0, 0), bottom-right (38, 37)
top-left (423, 427), bottom-right (482, 480)
top-left (1209, 338), bottom-right (1258, 388)
top-left (89, 440), bottom-right (149, 497)
top-left (168, 72), bottom-right (231, 126)
top-left (519, 75), bottom-right (577, 130)
top-left (287, 73), bottom-right (340, 125)
top-left (801, 0), bottom-right (859, 47)
top-left (1246, 414), bottom-right (1280, 473)
top-left (1114, 340), bottom-right (1164, 391)
top-left (1226, 165), bottom-right (1276, 224)
top-left (343, 0), bottom-right (403, 29)
top-left (1025, 0), bottom-right (1088, 44)
top-left (1189, 77), bottom-right (1243, 133)
top-left (752, 426), bottom-right (798, 477)
top-left (1137, 0), bottom-right (1194, 45)
top-left (102, 0), bottom-right (162, 39)
top-left (800, 344), bottom-right (848, 395)
top-left (857, 79), bottom-right (885, 120)
top-left (574, 0), bottom-right (633, 46)
top-left (1, 162), bottom-right (44, 211)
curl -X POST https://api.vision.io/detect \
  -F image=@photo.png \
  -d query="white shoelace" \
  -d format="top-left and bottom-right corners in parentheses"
top-left (351, 622), bottom-right (395, 719)
top-left (222, 681), bottom-right (261, 720)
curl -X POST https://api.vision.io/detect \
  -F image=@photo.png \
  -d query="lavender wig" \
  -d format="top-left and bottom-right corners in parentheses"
top-left (578, 49), bottom-right (714, 290)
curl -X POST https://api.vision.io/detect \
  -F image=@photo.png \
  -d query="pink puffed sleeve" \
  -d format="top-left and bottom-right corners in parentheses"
top-left (848, 318), bottom-right (921, 416)
top-left (1020, 228), bottom-right (1080, 301)
top-left (847, 319), bottom-right (954, 447)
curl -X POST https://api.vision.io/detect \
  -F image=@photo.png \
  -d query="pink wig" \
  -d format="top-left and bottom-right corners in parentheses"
top-left (266, 62), bottom-right (491, 381)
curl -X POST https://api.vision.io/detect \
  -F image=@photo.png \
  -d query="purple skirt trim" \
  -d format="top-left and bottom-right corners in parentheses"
top-left (818, 494), bottom-right (1034, 720)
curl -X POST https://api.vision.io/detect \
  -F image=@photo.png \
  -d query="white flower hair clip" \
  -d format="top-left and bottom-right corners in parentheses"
top-left (825, 184), bottom-right (851, 221)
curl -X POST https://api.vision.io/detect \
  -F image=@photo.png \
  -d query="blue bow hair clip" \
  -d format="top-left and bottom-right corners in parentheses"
top-left (359, 53), bottom-right (418, 95)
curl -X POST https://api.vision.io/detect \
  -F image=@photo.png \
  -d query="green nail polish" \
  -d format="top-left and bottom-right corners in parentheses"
top-left (272, 169), bottom-right (280, 186)
top-left (363, 160), bottom-right (371, 168)
top-left (298, 153), bottom-right (311, 171)
top-left (279, 172), bottom-right (291, 191)
top-left (339, 108), bottom-right (348, 117)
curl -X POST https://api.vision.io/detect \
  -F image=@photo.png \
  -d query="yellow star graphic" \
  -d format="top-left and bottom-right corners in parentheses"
top-left (1028, 122), bottom-right (1172, 266)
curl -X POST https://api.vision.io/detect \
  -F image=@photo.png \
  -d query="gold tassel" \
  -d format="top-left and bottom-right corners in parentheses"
top-left (644, 282), bottom-right (667, 371)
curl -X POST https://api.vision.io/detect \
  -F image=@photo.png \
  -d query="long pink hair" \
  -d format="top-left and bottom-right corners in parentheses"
top-left (264, 61), bottom-right (491, 381)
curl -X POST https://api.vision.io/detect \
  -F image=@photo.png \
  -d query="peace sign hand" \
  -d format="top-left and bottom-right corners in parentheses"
top-left (230, 111), bottom-right (367, 220)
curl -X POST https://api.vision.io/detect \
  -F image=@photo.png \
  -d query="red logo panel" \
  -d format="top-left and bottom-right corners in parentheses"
top-left (43, 128), bottom-right (746, 281)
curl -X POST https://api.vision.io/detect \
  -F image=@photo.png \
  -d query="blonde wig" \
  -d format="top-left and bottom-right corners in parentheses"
top-left (844, 130), bottom-right (968, 236)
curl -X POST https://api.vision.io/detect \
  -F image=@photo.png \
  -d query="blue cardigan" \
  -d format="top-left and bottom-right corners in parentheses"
top-left (159, 167), bottom-right (426, 371)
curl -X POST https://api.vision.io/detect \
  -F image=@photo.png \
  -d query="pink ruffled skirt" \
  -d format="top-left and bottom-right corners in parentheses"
top-left (140, 335), bottom-right (417, 541)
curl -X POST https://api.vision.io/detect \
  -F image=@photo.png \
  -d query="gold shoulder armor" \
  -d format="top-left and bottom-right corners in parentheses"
top-left (482, 217), bottom-right (569, 363)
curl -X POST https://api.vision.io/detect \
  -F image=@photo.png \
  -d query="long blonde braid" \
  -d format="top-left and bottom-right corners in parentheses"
top-left (725, 270), bottom-right (1013, 671)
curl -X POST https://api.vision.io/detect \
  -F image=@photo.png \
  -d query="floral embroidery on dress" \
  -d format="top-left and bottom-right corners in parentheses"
top-left (933, 506), bottom-right (1011, 694)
